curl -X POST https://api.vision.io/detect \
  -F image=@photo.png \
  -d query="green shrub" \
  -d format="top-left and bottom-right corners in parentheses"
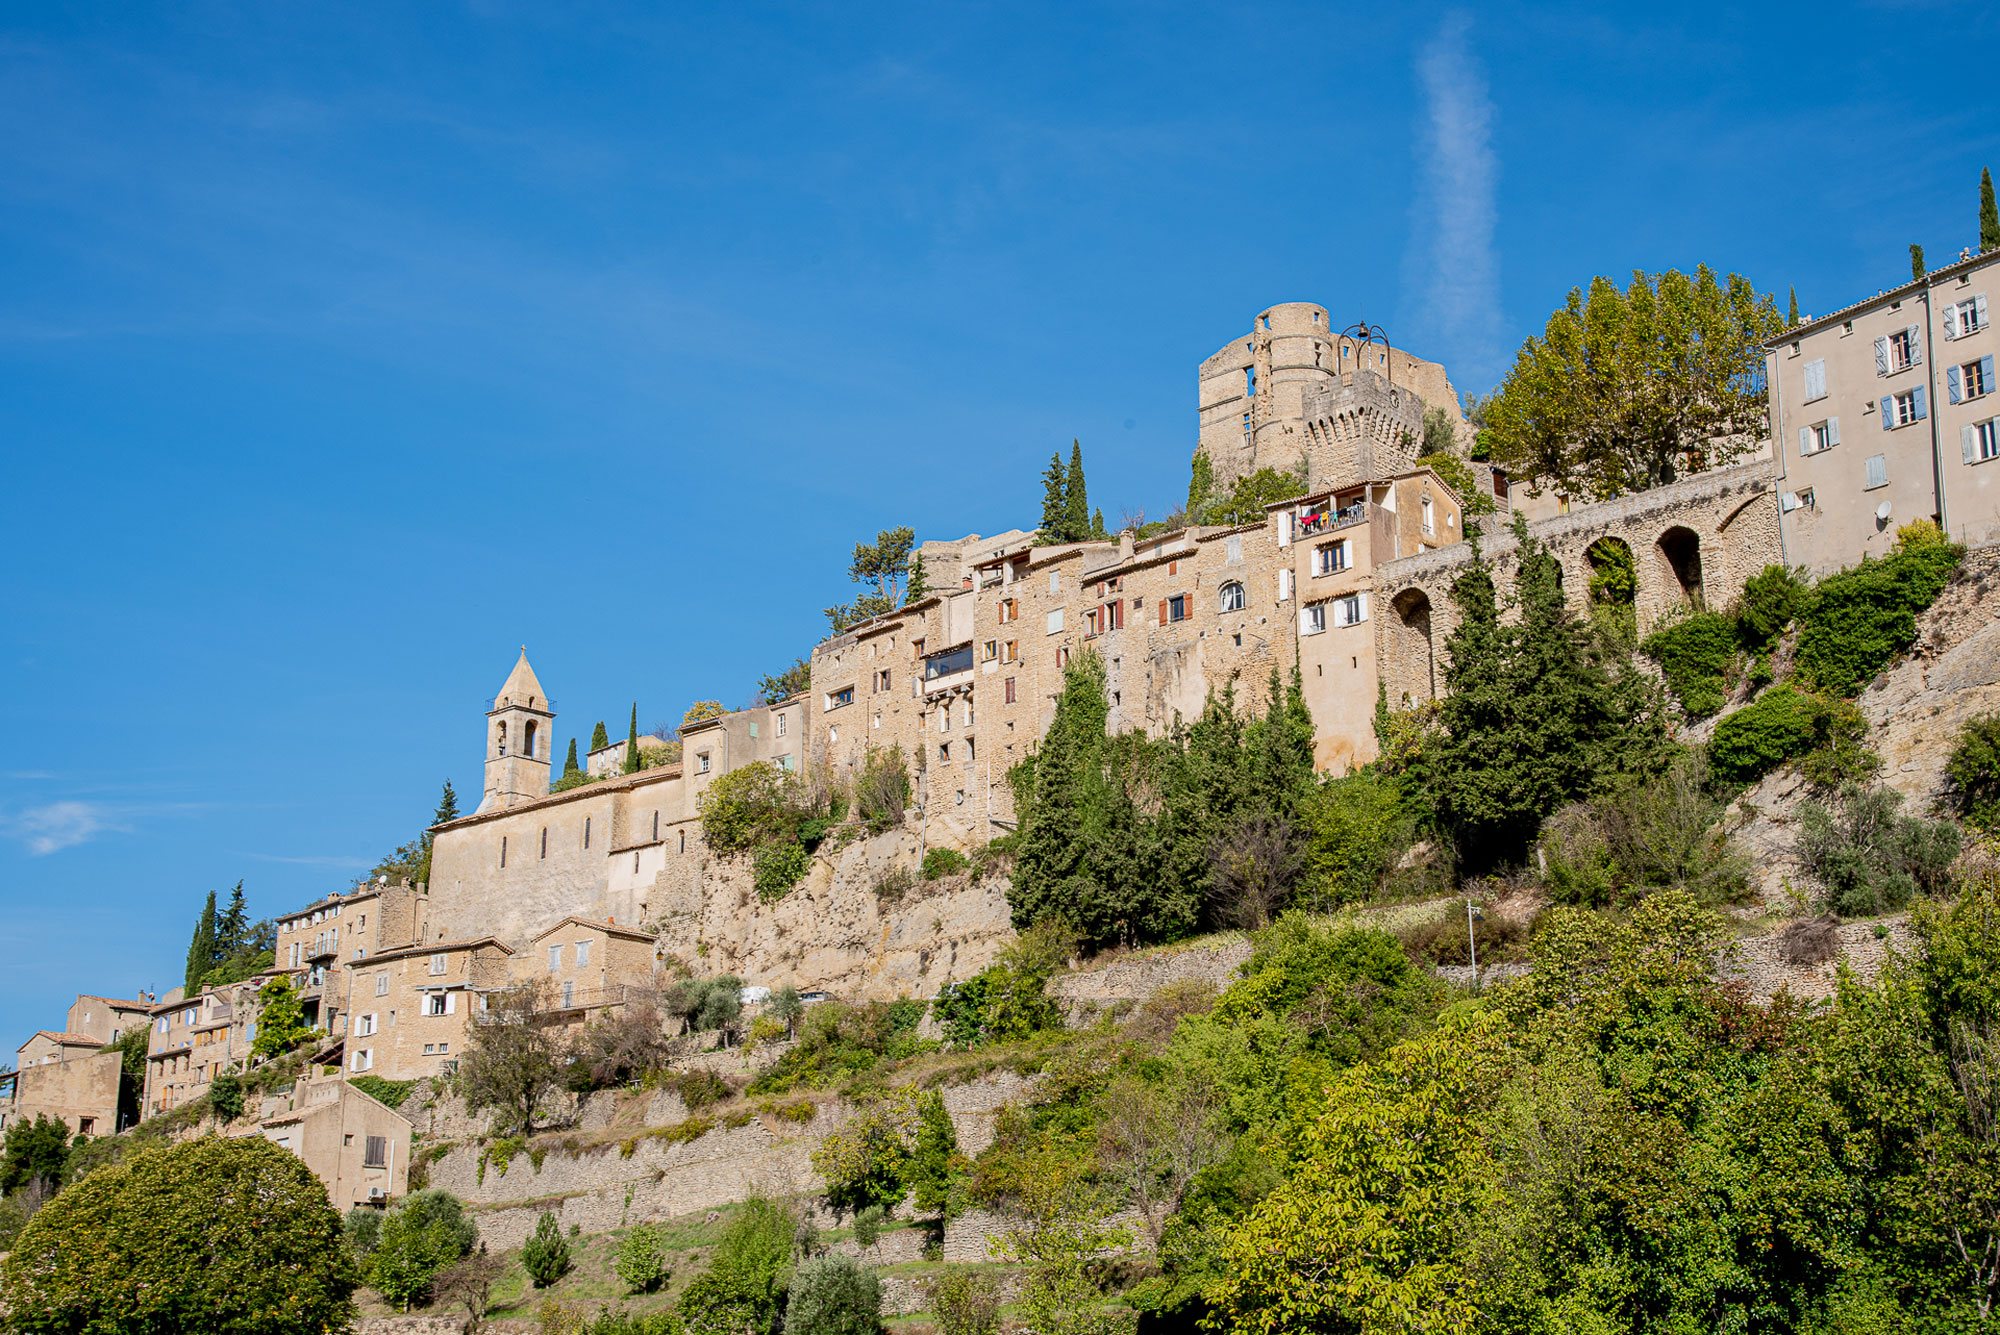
top-left (1537, 753), bottom-right (1749, 907)
top-left (698, 762), bottom-right (800, 856)
top-left (753, 840), bottom-right (811, 902)
top-left (615, 1223), bottom-right (670, 1295)
top-left (522, 1210), bottom-right (573, 1288)
top-left (1737, 563), bottom-right (1809, 653)
top-left (784, 1253), bottom-right (883, 1335)
top-left (1794, 540), bottom-right (1962, 696)
top-left (922, 847), bottom-right (970, 880)
top-left (208, 1071), bottom-right (244, 1122)
top-left (343, 1207), bottom-right (382, 1261)
top-left (368, 1188), bottom-right (478, 1309)
top-left (585, 1308), bottom-right (682, 1335)
top-left (931, 922), bottom-right (1071, 1049)
top-left (1797, 782), bottom-right (1962, 916)
top-left (748, 1000), bottom-right (930, 1095)
top-left (1946, 713), bottom-right (2000, 831)
top-left (873, 865), bottom-right (917, 903)
top-left (926, 1266), bottom-right (1004, 1335)
top-left (1708, 685), bottom-right (1865, 786)
top-left (856, 746), bottom-right (912, 832)
top-left (1299, 770), bottom-right (1418, 905)
top-left (676, 1196), bottom-right (797, 1334)
top-left (1642, 610), bottom-right (1740, 718)
top-left (349, 1075), bottom-right (417, 1109)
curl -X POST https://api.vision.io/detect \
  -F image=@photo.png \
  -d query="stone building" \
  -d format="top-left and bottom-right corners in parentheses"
top-left (7, 1031), bottom-right (120, 1137)
top-left (341, 936), bottom-right (513, 1080)
top-left (1767, 247), bottom-right (2000, 574)
top-left (232, 1067), bottom-right (413, 1209)
top-left (142, 977), bottom-right (267, 1117)
top-left (274, 879), bottom-right (428, 1035)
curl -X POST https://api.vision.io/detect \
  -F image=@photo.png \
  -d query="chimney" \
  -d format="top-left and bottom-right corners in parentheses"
top-left (1118, 530), bottom-right (1134, 562)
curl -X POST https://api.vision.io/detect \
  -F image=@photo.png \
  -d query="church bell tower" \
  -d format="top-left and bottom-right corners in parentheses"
top-left (479, 648), bottom-right (554, 814)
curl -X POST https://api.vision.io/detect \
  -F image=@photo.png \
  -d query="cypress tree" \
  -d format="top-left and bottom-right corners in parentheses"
top-left (1982, 168), bottom-right (1999, 252)
top-left (1090, 508), bottom-right (1107, 540)
top-left (417, 780), bottom-right (458, 887)
top-left (623, 704), bottom-right (642, 774)
top-left (590, 721), bottom-right (609, 752)
top-left (1037, 453), bottom-right (1068, 543)
top-left (905, 553), bottom-right (929, 604)
top-left (1187, 449), bottom-right (1216, 521)
top-left (1910, 244), bottom-right (1926, 282)
top-left (562, 738), bottom-right (581, 779)
top-left (1064, 441), bottom-right (1091, 544)
top-left (1787, 287), bottom-right (1799, 327)
top-left (184, 891), bottom-right (218, 994)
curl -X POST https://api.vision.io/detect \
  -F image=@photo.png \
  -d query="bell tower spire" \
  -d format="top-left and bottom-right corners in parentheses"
top-left (479, 647), bottom-right (554, 813)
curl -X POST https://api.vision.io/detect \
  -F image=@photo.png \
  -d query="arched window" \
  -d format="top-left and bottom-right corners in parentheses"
top-left (1218, 581), bottom-right (1246, 613)
top-left (495, 722), bottom-right (508, 757)
top-left (523, 720), bottom-right (538, 758)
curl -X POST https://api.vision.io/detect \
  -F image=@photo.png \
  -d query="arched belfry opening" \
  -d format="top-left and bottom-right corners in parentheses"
top-left (524, 719), bottom-right (538, 759)
top-left (495, 721), bottom-right (508, 756)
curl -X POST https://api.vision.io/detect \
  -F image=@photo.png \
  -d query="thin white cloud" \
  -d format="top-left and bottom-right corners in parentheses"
top-left (1411, 10), bottom-right (1503, 394)
top-left (242, 852), bottom-right (372, 869)
top-left (7, 801), bottom-right (123, 855)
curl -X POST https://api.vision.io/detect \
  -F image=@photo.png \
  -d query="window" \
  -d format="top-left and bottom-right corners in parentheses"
top-left (1800, 418), bottom-right (1840, 455)
top-left (1048, 571), bottom-right (1060, 593)
top-left (1421, 496), bottom-right (1435, 535)
top-left (548, 944), bottom-right (562, 972)
top-left (1865, 454), bottom-right (1889, 489)
top-left (1277, 568), bottom-right (1293, 602)
top-left (351, 1049), bottom-right (373, 1073)
top-left (576, 940), bottom-right (591, 968)
top-left (364, 1135), bottom-right (388, 1168)
top-left (1226, 535), bottom-right (1243, 562)
top-left (652, 811), bottom-right (660, 841)
top-left (1003, 640), bottom-right (1018, 663)
top-left (696, 750), bottom-right (711, 774)
top-left (939, 741), bottom-right (951, 763)
top-left (562, 981), bottom-right (574, 1008)
top-left (1802, 358), bottom-right (1828, 402)
top-left (356, 1013), bottom-right (376, 1037)
top-left (1885, 389), bottom-right (1926, 428)
top-left (1301, 603), bottom-right (1327, 635)
top-left (1335, 593), bottom-right (1368, 627)
top-left (1965, 419), bottom-right (2000, 464)
top-left (776, 712), bottom-right (788, 736)
top-left (874, 669), bottom-right (891, 691)
top-left (523, 719), bottom-right (537, 758)
top-left (583, 817), bottom-right (591, 849)
top-left (1950, 356), bottom-right (1994, 403)
top-left (428, 955), bottom-right (447, 977)
top-left (1879, 327), bottom-right (1919, 374)
top-left (997, 597), bottom-right (1018, 623)
top-left (1945, 295), bottom-right (1989, 338)
top-left (1245, 366), bottom-right (1258, 396)
top-left (375, 972), bottom-right (389, 996)
top-left (982, 639), bottom-right (998, 661)
top-left (1165, 594), bottom-right (1189, 623)
top-left (1046, 608), bottom-right (1064, 634)
top-left (1219, 581), bottom-right (1246, 612)
top-left (425, 992), bottom-right (449, 1017)
top-left (1313, 540), bottom-right (1348, 575)
top-left (1004, 676), bottom-right (1017, 704)
top-left (499, 837), bottom-right (506, 869)
top-left (825, 686), bottom-right (854, 710)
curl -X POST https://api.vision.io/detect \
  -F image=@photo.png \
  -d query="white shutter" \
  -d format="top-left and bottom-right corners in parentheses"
top-left (1977, 295), bottom-right (1990, 329)
top-left (1966, 424), bottom-right (1980, 465)
top-left (1874, 336), bottom-right (1890, 376)
top-left (1797, 426), bottom-right (1811, 456)
top-left (1277, 511), bottom-right (1292, 548)
top-left (1781, 491), bottom-right (1800, 512)
top-left (1907, 325), bottom-right (1924, 366)
top-left (1803, 359), bottom-right (1826, 400)
top-left (1866, 454), bottom-right (1888, 488)
top-left (1277, 569), bottom-right (1292, 602)
top-left (1945, 303), bottom-right (1962, 339)
top-left (1827, 417), bottom-right (1841, 447)
top-left (444, 991), bottom-right (457, 1015)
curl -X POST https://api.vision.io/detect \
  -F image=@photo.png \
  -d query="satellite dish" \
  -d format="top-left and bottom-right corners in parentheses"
top-left (1876, 500), bottom-right (1892, 522)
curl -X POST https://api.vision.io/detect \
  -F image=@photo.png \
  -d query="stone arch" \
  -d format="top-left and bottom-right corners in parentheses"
top-left (1388, 587), bottom-right (1437, 704)
top-left (495, 721), bottom-right (508, 756)
top-left (523, 719), bottom-right (538, 759)
top-left (1655, 525), bottom-right (1705, 609)
top-left (1585, 535), bottom-right (1637, 638)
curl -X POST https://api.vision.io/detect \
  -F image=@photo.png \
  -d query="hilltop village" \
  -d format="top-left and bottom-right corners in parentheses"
top-left (5, 251), bottom-right (2000, 1312)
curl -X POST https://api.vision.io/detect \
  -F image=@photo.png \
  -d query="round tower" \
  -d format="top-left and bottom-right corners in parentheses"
top-left (479, 648), bottom-right (554, 813)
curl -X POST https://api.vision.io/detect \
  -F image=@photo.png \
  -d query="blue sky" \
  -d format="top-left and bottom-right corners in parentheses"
top-left (3, 1), bottom-right (1996, 1048)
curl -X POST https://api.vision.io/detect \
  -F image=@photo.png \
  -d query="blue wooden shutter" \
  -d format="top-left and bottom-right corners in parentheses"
top-left (1914, 385), bottom-right (1928, 419)
top-left (1875, 337), bottom-right (1890, 376)
top-left (1880, 396), bottom-right (1894, 429)
top-left (1949, 365), bottom-right (1963, 404)
top-left (1908, 325), bottom-right (1924, 366)
top-left (1984, 355), bottom-right (1996, 389)
top-left (1828, 416), bottom-right (1841, 446)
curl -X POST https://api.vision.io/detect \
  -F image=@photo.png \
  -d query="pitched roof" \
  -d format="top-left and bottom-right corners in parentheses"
top-left (526, 915), bottom-right (658, 945)
top-left (361, 935), bottom-right (515, 966)
top-left (493, 647), bottom-right (551, 714)
top-left (22, 1031), bottom-right (103, 1049)
top-left (76, 995), bottom-right (152, 1010)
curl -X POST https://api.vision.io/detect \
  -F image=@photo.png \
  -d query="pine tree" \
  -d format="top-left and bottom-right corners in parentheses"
top-left (1787, 287), bottom-right (1799, 327)
top-left (1910, 244), bottom-right (1926, 281)
top-left (1187, 449), bottom-right (1216, 521)
top-left (414, 780), bottom-right (458, 887)
top-left (1090, 508), bottom-right (1107, 540)
top-left (216, 882), bottom-right (249, 964)
top-left (623, 704), bottom-right (642, 774)
top-left (590, 721), bottom-right (610, 752)
top-left (1982, 168), bottom-right (1999, 253)
top-left (562, 738), bottom-right (581, 779)
top-left (184, 891), bottom-right (218, 994)
top-left (1037, 453), bottom-right (1068, 543)
top-left (1063, 441), bottom-right (1091, 544)
top-left (905, 553), bottom-right (929, 604)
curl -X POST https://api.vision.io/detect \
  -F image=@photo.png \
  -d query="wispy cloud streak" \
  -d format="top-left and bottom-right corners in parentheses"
top-left (6, 801), bottom-right (123, 855)
top-left (1412, 11), bottom-right (1503, 393)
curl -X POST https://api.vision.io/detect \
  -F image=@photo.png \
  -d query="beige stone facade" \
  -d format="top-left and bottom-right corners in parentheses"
top-left (1767, 248), bottom-right (2000, 574)
top-left (143, 976), bottom-right (268, 1118)
top-left (342, 937), bottom-right (513, 1081)
top-left (6, 1029), bottom-right (122, 1137)
top-left (275, 880), bottom-right (428, 1035)
top-left (236, 1068), bottom-right (413, 1209)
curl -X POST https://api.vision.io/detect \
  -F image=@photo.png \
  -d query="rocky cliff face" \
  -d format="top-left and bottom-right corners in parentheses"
top-left (647, 828), bottom-right (1015, 999)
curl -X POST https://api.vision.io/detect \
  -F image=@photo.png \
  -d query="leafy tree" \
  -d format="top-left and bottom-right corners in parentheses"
top-left (676, 1196), bottom-right (797, 1335)
top-left (904, 552), bottom-right (929, 603)
top-left (698, 760), bottom-right (799, 855)
top-left (0, 1135), bottom-right (358, 1333)
top-left (369, 1188), bottom-right (480, 1309)
top-left (624, 703), bottom-right (642, 774)
top-left (1797, 782), bottom-right (1961, 916)
top-left (1414, 451), bottom-right (1494, 517)
top-left (1984, 167), bottom-right (2000, 252)
top-left (461, 980), bottom-right (565, 1133)
top-left (1481, 266), bottom-right (1783, 500)
top-left (826, 527), bottom-right (917, 631)
top-left (434, 1249), bottom-right (506, 1333)
top-left (183, 889), bottom-right (217, 994)
top-left (784, 1253), bottom-right (883, 1335)
top-left (1196, 466), bottom-right (1303, 526)
top-left (250, 976), bottom-right (318, 1059)
top-left (1947, 712), bottom-right (2000, 830)
top-left (343, 1206), bottom-right (382, 1261)
top-left (931, 924), bottom-right (1068, 1048)
top-left (1299, 770), bottom-right (1417, 906)
top-left (997, 1154), bottom-right (1131, 1335)
top-left (756, 658), bottom-right (811, 704)
top-left (591, 720), bottom-right (611, 752)
top-left (522, 1210), bottom-right (574, 1288)
top-left (1, 1115), bottom-right (73, 1197)
top-left (615, 1223), bottom-right (671, 1294)
top-left (208, 1071), bottom-right (244, 1122)
top-left (1186, 448), bottom-right (1216, 519)
top-left (925, 1267), bottom-right (1003, 1335)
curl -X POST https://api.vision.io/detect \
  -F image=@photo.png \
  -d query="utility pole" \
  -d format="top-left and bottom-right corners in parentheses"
top-left (1466, 899), bottom-right (1483, 991)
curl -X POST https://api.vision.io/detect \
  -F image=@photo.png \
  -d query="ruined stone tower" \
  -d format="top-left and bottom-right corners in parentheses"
top-left (479, 648), bottom-right (554, 814)
top-left (1195, 302), bottom-right (1470, 494)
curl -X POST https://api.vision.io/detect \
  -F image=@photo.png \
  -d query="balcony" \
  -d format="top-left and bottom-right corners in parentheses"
top-left (1295, 501), bottom-right (1368, 538)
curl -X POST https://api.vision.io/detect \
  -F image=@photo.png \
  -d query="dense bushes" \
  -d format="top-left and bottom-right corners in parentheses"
top-left (784, 1253), bottom-right (884, 1335)
top-left (931, 922), bottom-right (1070, 1049)
top-left (1946, 712), bottom-right (2000, 831)
top-left (810, 1087), bottom-right (962, 1220)
top-left (615, 1223), bottom-right (670, 1294)
top-left (675, 1196), bottom-right (797, 1333)
top-left (1538, 752), bottom-right (1748, 907)
top-left (369, 1188), bottom-right (479, 1308)
top-left (1797, 782), bottom-right (1962, 916)
top-left (1794, 527), bottom-right (1962, 696)
top-left (921, 847), bottom-right (970, 880)
top-left (748, 999), bottom-right (929, 1095)
top-left (698, 757), bottom-right (862, 902)
top-left (1707, 684), bottom-right (1866, 785)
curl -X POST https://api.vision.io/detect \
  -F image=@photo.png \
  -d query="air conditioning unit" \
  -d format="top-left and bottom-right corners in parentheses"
top-left (367, 1187), bottom-right (387, 1201)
